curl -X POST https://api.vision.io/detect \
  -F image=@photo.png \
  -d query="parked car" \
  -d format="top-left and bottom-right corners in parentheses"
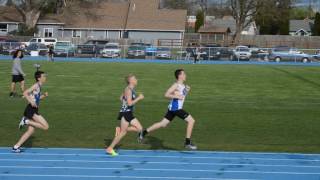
top-left (54, 41), bottom-right (75, 57)
top-left (269, 46), bottom-right (311, 63)
top-left (0, 39), bottom-right (21, 55)
top-left (26, 38), bottom-right (57, 46)
top-left (216, 47), bottom-right (234, 60)
top-left (25, 43), bottom-right (48, 56)
top-left (130, 42), bottom-right (146, 47)
top-left (101, 43), bottom-right (121, 58)
top-left (127, 45), bottom-right (146, 59)
top-left (156, 47), bottom-right (171, 59)
top-left (145, 46), bottom-right (158, 56)
top-left (231, 46), bottom-right (252, 61)
top-left (77, 40), bottom-right (109, 55)
top-left (313, 50), bottom-right (320, 61)
top-left (200, 44), bottom-right (222, 60)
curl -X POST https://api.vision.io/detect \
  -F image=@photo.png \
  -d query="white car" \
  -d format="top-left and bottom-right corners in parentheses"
top-left (25, 38), bottom-right (57, 46)
top-left (101, 43), bottom-right (121, 58)
top-left (232, 46), bottom-right (252, 61)
top-left (156, 47), bottom-right (171, 59)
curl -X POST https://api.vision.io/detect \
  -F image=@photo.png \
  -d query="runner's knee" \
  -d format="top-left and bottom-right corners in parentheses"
top-left (160, 121), bottom-right (169, 128)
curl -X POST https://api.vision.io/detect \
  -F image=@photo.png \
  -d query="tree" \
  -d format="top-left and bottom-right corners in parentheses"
top-left (6, 0), bottom-right (56, 34)
top-left (255, 0), bottom-right (293, 35)
top-left (230, 0), bottom-right (261, 44)
top-left (195, 10), bottom-right (204, 32)
top-left (313, 12), bottom-right (320, 36)
top-left (290, 7), bottom-right (315, 20)
top-left (277, 0), bottom-right (292, 35)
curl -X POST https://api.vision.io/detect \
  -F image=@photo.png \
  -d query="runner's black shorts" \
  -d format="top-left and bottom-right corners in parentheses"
top-left (118, 111), bottom-right (135, 123)
top-left (24, 104), bottom-right (39, 119)
top-left (12, 75), bottom-right (24, 83)
top-left (164, 109), bottom-right (190, 121)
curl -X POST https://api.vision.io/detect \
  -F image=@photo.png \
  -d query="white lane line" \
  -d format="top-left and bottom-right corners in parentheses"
top-left (0, 152), bottom-right (319, 162)
top-left (0, 174), bottom-right (256, 180)
top-left (0, 165), bottom-right (319, 176)
top-left (0, 165), bottom-right (320, 175)
top-left (0, 147), bottom-right (319, 157)
top-left (0, 159), bottom-right (319, 168)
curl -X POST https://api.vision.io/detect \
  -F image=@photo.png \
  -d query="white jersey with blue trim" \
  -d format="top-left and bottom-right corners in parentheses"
top-left (168, 83), bottom-right (188, 111)
top-left (30, 83), bottom-right (41, 106)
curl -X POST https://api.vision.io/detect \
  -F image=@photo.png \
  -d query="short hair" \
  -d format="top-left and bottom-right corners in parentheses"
top-left (125, 74), bottom-right (135, 84)
top-left (34, 71), bottom-right (45, 81)
top-left (12, 49), bottom-right (24, 59)
top-left (174, 69), bottom-right (184, 79)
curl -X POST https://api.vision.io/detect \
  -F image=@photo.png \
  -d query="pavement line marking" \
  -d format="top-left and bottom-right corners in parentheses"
top-left (1, 147), bottom-right (319, 157)
top-left (0, 159), bottom-right (319, 168)
top-left (0, 165), bottom-right (320, 175)
top-left (0, 152), bottom-right (319, 162)
top-left (0, 174), bottom-right (256, 180)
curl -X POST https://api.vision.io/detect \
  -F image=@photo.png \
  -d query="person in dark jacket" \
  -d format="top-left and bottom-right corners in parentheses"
top-left (48, 44), bottom-right (54, 62)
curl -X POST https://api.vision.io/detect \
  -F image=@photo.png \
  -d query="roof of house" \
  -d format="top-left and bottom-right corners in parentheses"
top-left (60, 1), bottom-right (129, 29)
top-left (289, 19), bottom-right (314, 32)
top-left (0, 0), bottom-right (187, 31)
top-left (198, 26), bottom-right (231, 34)
top-left (0, 6), bottom-right (23, 23)
top-left (125, 0), bottom-right (187, 31)
top-left (210, 18), bottom-right (253, 33)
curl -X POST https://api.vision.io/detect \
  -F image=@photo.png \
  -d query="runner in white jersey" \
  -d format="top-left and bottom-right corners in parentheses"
top-left (168, 83), bottom-right (188, 111)
top-left (139, 69), bottom-right (197, 150)
top-left (12, 71), bottom-right (49, 153)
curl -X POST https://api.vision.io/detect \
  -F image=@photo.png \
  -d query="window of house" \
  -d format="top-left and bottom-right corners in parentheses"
top-left (72, 30), bottom-right (81, 38)
top-left (44, 28), bottom-right (53, 37)
top-left (0, 24), bottom-right (8, 32)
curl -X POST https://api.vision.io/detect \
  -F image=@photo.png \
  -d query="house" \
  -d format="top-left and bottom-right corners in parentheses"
top-left (0, 0), bottom-right (187, 44)
top-left (206, 16), bottom-right (258, 36)
top-left (0, 6), bottom-right (22, 36)
top-left (289, 19), bottom-right (314, 36)
top-left (198, 26), bottom-right (231, 43)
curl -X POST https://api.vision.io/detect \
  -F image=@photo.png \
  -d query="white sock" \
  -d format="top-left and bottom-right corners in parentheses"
top-left (13, 145), bottom-right (19, 149)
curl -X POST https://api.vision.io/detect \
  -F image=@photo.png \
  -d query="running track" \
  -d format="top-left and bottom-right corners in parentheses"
top-left (0, 147), bottom-right (319, 180)
top-left (1, 55), bottom-right (320, 66)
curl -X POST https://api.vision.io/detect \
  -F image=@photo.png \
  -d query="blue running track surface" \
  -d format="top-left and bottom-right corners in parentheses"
top-left (0, 147), bottom-right (319, 180)
top-left (1, 55), bottom-right (320, 67)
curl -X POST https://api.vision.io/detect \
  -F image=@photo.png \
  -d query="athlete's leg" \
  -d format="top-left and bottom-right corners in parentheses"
top-left (146, 118), bottom-right (170, 133)
top-left (185, 115), bottom-right (195, 139)
top-left (14, 126), bottom-right (35, 148)
top-left (108, 118), bottom-right (129, 149)
top-left (130, 119), bottom-right (143, 132)
top-left (184, 115), bottom-right (197, 149)
top-left (10, 82), bottom-right (16, 94)
top-left (28, 115), bottom-right (49, 130)
top-left (127, 126), bottom-right (139, 132)
top-left (20, 80), bottom-right (25, 92)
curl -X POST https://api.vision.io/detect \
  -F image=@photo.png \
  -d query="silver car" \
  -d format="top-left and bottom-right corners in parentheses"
top-left (269, 46), bottom-right (311, 63)
top-left (231, 46), bottom-right (252, 61)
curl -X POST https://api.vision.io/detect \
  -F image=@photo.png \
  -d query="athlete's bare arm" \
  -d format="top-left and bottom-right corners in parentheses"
top-left (125, 88), bottom-right (144, 106)
top-left (23, 84), bottom-right (38, 107)
top-left (164, 83), bottom-right (183, 100)
top-left (40, 92), bottom-right (48, 99)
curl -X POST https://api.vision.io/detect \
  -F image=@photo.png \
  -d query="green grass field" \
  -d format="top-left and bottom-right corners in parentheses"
top-left (1, 60), bottom-right (320, 153)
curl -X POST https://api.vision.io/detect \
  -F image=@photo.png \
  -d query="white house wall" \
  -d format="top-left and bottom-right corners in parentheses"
top-left (37, 24), bottom-right (63, 38)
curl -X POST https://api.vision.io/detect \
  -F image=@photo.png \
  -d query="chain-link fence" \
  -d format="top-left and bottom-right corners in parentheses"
top-left (1, 42), bottom-right (320, 63)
